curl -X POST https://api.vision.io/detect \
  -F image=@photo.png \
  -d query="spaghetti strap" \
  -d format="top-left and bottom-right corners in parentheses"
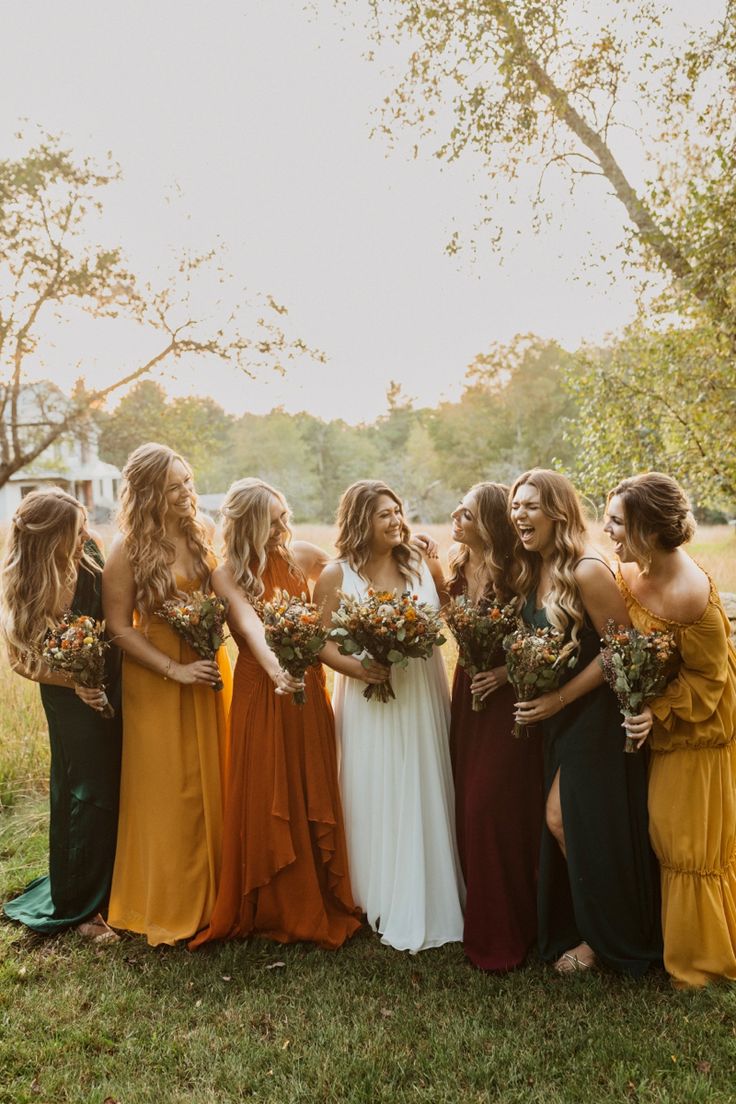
top-left (574, 556), bottom-right (614, 576)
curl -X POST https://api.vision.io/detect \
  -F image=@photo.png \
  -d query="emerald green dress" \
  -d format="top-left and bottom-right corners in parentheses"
top-left (3, 542), bottom-right (122, 932)
top-left (523, 592), bottom-right (662, 975)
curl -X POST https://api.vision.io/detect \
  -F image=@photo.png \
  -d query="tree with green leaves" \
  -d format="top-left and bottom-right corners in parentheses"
top-left (362, 2), bottom-right (735, 319)
top-left (0, 133), bottom-right (321, 488)
top-left (356, 2), bottom-right (736, 506)
top-left (428, 335), bottom-right (578, 492)
top-left (569, 324), bottom-right (736, 509)
top-left (97, 381), bottom-right (234, 493)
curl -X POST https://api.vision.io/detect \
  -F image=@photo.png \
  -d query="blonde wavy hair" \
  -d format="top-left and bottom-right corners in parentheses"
top-left (335, 480), bottom-right (421, 587)
top-left (118, 442), bottom-right (212, 616)
top-left (221, 477), bottom-right (295, 601)
top-left (447, 482), bottom-right (520, 602)
top-left (510, 469), bottom-right (588, 647)
top-left (609, 472), bottom-right (697, 574)
top-left (0, 487), bottom-right (96, 670)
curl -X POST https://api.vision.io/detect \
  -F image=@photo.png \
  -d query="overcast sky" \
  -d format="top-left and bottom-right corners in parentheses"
top-left (1, 0), bottom-right (719, 422)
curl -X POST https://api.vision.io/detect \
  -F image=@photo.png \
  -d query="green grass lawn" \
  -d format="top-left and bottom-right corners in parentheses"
top-left (1, 526), bottom-right (735, 1103)
top-left (1, 796), bottom-right (735, 1104)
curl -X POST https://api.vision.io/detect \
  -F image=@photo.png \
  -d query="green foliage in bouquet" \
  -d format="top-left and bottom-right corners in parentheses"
top-left (444, 596), bottom-right (517, 711)
top-left (40, 613), bottom-right (115, 718)
top-left (260, 589), bottom-right (329, 705)
top-left (503, 623), bottom-right (578, 738)
top-left (600, 621), bottom-right (678, 752)
top-left (330, 588), bottom-right (446, 703)
top-left (155, 592), bottom-right (229, 691)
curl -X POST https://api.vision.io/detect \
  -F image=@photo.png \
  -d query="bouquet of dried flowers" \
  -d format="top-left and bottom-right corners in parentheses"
top-left (330, 588), bottom-right (446, 703)
top-left (503, 623), bottom-right (578, 738)
top-left (444, 596), bottom-right (518, 711)
top-left (40, 613), bottom-right (115, 718)
top-left (155, 591), bottom-right (228, 691)
top-left (260, 589), bottom-right (328, 705)
top-left (600, 620), bottom-right (678, 752)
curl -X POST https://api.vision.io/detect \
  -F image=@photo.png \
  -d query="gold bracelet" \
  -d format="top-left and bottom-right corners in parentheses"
top-left (163, 658), bottom-right (172, 680)
top-left (558, 691), bottom-right (566, 708)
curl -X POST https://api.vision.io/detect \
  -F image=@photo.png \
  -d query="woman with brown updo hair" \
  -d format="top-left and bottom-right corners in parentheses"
top-left (511, 469), bottom-right (661, 976)
top-left (314, 480), bottom-right (464, 953)
top-left (448, 482), bottom-right (544, 971)
top-left (605, 471), bottom-right (736, 987)
top-left (103, 443), bottom-right (232, 945)
top-left (190, 477), bottom-right (360, 950)
top-left (0, 488), bottom-right (120, 941)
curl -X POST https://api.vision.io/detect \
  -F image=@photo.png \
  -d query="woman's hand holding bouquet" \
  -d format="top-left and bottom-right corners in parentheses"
top-left (260, 589), bottom-right (329, 705)
top-left (503, 623), bottom-right (578, 738)
top-left (444, 596), bottom-right (517, 711)
top-left (155, 592), bottom-right (228, 691)
top-left (330, 588), bottom-right (446, 703)
top-left (599, 621), bottom-right (677, 752)
top-left (40, 614), bottom-right (115, 718)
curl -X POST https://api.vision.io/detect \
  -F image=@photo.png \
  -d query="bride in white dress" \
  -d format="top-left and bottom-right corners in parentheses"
top-left (314, 480), bottom-right (464, 952)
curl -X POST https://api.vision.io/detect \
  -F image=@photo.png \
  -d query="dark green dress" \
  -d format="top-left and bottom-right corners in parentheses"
top-left (523, 592), bottom-right (662, 975)
top-left (4, 542), bottom-right (122, 932)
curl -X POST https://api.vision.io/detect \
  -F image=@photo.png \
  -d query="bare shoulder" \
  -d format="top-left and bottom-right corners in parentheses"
top-left (291, 539), bottom-right (329, 573)
top-left (671, 558), bottom-right (711, 623)
top-left (315, 559), bottom-right (343, 587)
top-left (573, 553), bottom-right (616, 591)
top-left (292, 539), bottom-right (327, 559)
top-left (313, 559), bottom-right (344, 599)
top-left (103, 533), bottom-right (132, 575)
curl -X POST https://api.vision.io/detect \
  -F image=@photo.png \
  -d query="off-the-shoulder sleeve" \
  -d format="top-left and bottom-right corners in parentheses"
top-left (649, 602), bottom-right (735, 749)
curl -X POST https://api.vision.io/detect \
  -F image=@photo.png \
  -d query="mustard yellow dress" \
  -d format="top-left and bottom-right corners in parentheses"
top-left (618, 569), bottom-right (736, 988)
top-left (107, 568), bottom-right (232, 945)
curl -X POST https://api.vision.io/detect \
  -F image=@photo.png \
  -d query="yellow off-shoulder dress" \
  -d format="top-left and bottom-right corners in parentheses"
top-left (618, 570), bottom-right (736, 988)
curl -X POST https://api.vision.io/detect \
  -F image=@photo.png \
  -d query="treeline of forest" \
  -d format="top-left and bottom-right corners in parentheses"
top-left (96, 334), bottom-right (733, 524)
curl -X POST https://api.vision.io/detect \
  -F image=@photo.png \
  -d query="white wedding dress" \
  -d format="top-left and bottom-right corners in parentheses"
top-left (332, 559), bottom-right (465, 952)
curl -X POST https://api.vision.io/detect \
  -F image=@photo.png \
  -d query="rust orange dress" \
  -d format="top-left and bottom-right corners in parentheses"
top-left (190, 551), bottom-right (360, 950)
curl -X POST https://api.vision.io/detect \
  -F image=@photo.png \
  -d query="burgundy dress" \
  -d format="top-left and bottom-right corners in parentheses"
top-left (449, 576), bottom-right (545, 970)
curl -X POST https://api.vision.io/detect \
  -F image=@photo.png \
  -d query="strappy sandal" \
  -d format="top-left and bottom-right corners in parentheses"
top-left (76, 914), bottom-right (120, 945)
top-left (554, 947), bottom-right (596, 974)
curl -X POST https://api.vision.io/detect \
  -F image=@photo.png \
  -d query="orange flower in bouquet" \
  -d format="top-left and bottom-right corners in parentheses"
top-left (260, 589), bottom-right (329, 705)
top-left (503, 623), bottom-right (578, 738)
top-left (600, 620), bottom-right (678, 752)
top-left (40, 614), bottom-right (115, 718)
top-left (444, 596), bottom-right (518, 711)
top-left (155, 592), bottom-right (229, 691)
top-left (330, 588), bottom-right (446, 703)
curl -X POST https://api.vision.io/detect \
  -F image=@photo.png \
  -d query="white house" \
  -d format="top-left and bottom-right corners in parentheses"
top-left (0, 431), bottom-right (121, 524)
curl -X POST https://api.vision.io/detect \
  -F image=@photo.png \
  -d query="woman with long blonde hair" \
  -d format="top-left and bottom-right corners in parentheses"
top-left (314, 480), bottom-right (464, 953)
top-left (1, 488), bottom-right (120, 941)
top-left (510, 469), bottom-right (660, 975)
top-left (103, 442), bottom-right (232, 945)
top-left (606, 472), bottom-right (736, 987)
top-left (190, 477), bottom-right (360, 950)
top-left (448, 482), bottom-right (544, 971)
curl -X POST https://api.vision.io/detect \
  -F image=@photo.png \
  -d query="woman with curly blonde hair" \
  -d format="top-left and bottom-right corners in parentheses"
top-left (448, 482), bottom-right (544, 971)
top-left (103, 442), bottom-right (231, 945)
top-left (1, 488), bottom-right (120, 941)
top-left (314, 480), bottom-right (464, 953)
top-left (510, 469), bottom-right (660, 975)
top-left (191, 477), bottom-right (360, 950)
